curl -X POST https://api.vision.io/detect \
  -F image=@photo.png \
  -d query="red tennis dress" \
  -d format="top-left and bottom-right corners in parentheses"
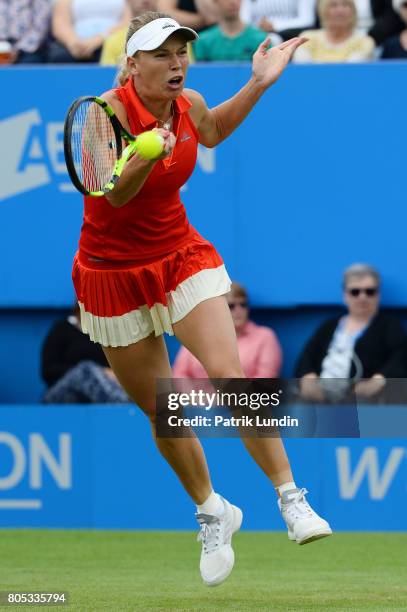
top-left (72, 79), bottom-right (231, 347)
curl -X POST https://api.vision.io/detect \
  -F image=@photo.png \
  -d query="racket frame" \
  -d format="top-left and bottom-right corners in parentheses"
top-left (64, 95), bottom-right (138, 197)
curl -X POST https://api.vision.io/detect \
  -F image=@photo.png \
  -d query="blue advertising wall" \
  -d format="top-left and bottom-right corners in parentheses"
top-left (0, 406), bottom-right (405, 531)
top-left (0, 63), bottom-right (406, 307)
top-left (1, 63), bottom-right (407, 402)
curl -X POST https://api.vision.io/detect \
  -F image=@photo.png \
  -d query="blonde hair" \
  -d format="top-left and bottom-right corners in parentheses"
top-left (318, 0), bottom-right (357, 29)
top-left (116, 11), bottom-right (170, 86)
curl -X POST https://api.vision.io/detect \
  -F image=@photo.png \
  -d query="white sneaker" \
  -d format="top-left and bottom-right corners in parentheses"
top-left (196, 496), bottom-right (243, 586)
top-left (278, 487), bottom-right (332, 545)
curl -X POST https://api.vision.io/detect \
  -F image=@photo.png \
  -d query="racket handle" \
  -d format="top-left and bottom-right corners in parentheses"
top-left (122, 140), bottom-right (139, 162)
top-left (113, 140), bottom-right (138, 177)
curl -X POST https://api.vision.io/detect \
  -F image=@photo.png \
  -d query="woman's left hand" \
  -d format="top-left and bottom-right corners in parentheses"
top-left (354, 374), bottom-right (386, 399)
top-left (252, 36), bottom-right (308, 89)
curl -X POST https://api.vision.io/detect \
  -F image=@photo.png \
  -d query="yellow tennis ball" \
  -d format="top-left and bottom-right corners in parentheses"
top-left (135, 130), bottom-right (164, 160)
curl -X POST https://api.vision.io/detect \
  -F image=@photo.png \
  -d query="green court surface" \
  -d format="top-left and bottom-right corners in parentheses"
top-left (0, 531), bottom-right (406, 611)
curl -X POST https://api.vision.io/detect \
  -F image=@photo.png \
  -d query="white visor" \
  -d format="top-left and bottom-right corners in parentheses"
top-left (126, 18), bottom-right (198, 56)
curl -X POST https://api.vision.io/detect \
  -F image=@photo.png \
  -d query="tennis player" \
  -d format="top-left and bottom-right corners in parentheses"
top-left (72, 12), bottom-right (332, 587)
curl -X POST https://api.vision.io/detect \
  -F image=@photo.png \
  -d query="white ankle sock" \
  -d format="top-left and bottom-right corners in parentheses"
top-left (197, 491), bottom-right (223, 516)
top-left (277, 481), bottom-right (297, 496)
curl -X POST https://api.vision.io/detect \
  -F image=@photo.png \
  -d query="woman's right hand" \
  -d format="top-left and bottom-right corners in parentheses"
top-left (258, 17), bottom-right (275, 32)
top-left (67, 37), bottom-right (89, 58)
top-left (76, 35), bottom-right (104, 58)
top-left (153, 128), bottom-right (176, 160)
top-left (299, 373), bottom-right (326, 402)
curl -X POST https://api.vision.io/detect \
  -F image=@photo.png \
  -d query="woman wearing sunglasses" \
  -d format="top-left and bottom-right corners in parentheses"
top-left (296, 263), bottom-right (407, 401)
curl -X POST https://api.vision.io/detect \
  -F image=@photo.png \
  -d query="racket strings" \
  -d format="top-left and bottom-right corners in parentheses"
top-left (70, 101), bottom-right (118, 193)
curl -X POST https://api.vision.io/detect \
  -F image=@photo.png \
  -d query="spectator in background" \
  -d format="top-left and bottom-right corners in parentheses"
top-left (49, 0), bottom-right (131, 63)
top-left (158, 0), bottom-right (218, 30)
top-left (41, 304), bottom-right (129, 403)
top-left (0, 0), bottom-right (52, 64)
top-left (193, 0), bottom-right (268, 60)
top-left (381, 0), bottom-right (407, 57)
top-left (295, 264), bottom-right (407, 402)
top-left (240, 0), bottom-right (317, 40)
top-left (368, 0), bottom-right (404, 45)
top-left (332, 1), bottom-right (401, 39)
top-left (293, 0), bottom-right (374, 62)
top-left (173, 282), bottom-right (282, 378)
top-left (101, 0), bottom-right (157, 65)
top-left (314, 1), bottom-right (404, 44)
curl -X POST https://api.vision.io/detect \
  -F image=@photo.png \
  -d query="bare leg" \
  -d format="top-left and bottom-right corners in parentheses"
top-left (103, 334), bottom-right (212, 504)
top-left (173, 296), bottom-right (294, 487)
top-left (240, 438), bottom-right (293, 486)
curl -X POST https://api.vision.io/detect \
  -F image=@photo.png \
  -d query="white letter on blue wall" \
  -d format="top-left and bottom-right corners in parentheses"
top-left (29, 434), bottom-right (72, 489)
top-left (0, 109), bottom-right (50, 200)
top-left (336, 446), bottom-right (405, 500)
top-left (0, 433), bottom-right (26, 489)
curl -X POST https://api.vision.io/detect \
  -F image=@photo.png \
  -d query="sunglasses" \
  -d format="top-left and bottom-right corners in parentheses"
top-left (347, 287), bottom-right (378, 297)
top-left (228, 301), bottom-right (248, 310)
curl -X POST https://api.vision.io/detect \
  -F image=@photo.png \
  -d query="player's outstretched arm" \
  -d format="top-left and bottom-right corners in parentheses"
top-left (187, 36), bottom-right (307, 148)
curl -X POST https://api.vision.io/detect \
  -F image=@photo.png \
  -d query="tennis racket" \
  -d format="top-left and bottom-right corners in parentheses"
top-left (63, 96), bottom-right (139, 197)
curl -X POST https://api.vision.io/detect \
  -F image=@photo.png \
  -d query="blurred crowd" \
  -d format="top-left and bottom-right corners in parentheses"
top-left (1, 0), bottom-right (407, 65)
top-left (172, 265), bottom-right (407, 404)
top-left (40, 264), bottom-right (407, 404)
